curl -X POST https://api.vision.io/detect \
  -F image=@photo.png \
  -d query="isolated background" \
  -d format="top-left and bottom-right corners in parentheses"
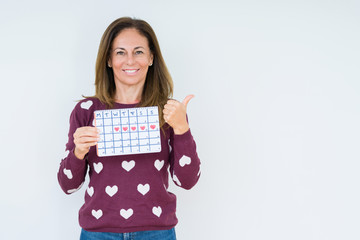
top-left (1, 0), bottom-right (359, 239)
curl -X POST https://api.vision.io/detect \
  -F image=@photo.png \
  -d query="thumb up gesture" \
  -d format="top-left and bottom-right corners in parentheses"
top-left (163, 95), bottom-right (194, 135)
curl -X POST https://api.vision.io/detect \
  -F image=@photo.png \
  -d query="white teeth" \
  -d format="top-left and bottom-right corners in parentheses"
top-left (124, 70), bottom-right (137, 73)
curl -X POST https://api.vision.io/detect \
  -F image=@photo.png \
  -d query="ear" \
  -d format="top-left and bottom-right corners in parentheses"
top-left (149, 53), bottom-right (154, 65)
top-left (107, 59), bottom-right (112, 68)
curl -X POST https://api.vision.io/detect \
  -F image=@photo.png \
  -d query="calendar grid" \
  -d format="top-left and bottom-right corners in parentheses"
top-left (146, 109), bottom-right (150, 150)
top-left (127, 109), bottom-right (132, 152)
top-left (110, 110), bottom-right (114, 156)
top-left (101, 113), bottom-right (105, 154)
top-left (94, 106), bottom-right (161, 157)
top-left (136, 111), bottom-right (140, 150)
top-left (119, 111), bottom-right (124, 153)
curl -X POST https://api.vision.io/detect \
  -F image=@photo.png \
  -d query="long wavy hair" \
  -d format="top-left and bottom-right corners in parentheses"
top-left (93, 17), bottom-right (173, 128)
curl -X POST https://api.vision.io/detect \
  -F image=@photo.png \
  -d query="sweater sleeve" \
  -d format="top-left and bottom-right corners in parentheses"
top-left (169, 128), bottom-right (201, 190)
top-left (57, 103), bottom-right (88, 194)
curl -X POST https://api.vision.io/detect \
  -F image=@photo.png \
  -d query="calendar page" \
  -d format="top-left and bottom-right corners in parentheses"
top-left (94, 106), bottom-right (161, 157)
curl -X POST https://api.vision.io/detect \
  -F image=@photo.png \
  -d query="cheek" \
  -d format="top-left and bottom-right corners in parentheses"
top-left (112, 59), bottom-right (124, 68)
top-left (137, 55), bottom-right (151, 66)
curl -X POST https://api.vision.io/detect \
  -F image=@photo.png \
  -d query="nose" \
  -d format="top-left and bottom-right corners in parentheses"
top-left (126, 54), bottom-right (135, 65)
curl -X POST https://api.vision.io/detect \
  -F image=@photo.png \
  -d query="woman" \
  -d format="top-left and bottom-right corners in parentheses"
top-left (57, 17), bottom-right (201, 240)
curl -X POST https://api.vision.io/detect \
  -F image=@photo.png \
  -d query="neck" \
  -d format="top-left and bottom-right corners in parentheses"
top-left (114, 82), bottom-right (144, 104)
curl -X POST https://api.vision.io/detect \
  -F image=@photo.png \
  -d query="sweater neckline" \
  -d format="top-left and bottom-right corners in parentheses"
top-left (113, 102), bottom-right (138, 108)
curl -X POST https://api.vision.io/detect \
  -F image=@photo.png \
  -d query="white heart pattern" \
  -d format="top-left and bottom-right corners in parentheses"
top-left (173, 174), bottom-right (182, 186)
top-left (94, 162), bottom-right (103, 174)
top-left (105, 185), bottom-right (118, 197)
top-left (179, 155), bottom-right (191, 167)
top-left (137, 183), bottom-right (150, 195)
top-left (81, 100), bottom-right (93, 110)
top-left (152, 206), bottom-right (162, 217)
top-left (63, 150), bottom-right (70, 159)
top-left (67, 188), bottom-right (77, 194)
top-left (92, 209), bottom-right (103, 219)
top-left (122, 160), bottom-right (135, 172)
top-left (120, 208), bottom-right (133, 219)
top-left (67, 182), bottom-right (84, 194)
top-left (168, 139), bottom-right (172, 153)
top-left (87, 186), bottom-right (94, 197)
top-left (154, 159), bottom-right (164, 171)
top-left (63, 168), bottom-right (73, 179)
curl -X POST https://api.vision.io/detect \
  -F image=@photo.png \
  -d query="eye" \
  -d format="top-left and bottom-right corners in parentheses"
top-left (135, 50), bottom-right (144, 55)
top-left (116, 51), bottom-right (125, 55)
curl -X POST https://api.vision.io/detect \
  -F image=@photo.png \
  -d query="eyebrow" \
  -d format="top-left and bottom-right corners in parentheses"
top-left (113, 46), bottom-right (145, 51)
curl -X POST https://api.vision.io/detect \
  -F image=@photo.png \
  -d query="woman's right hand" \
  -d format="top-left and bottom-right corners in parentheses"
top-left (73, 127), bottom-right (100, 160)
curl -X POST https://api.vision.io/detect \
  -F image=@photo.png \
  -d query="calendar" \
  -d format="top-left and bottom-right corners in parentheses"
top-left (94, 106), bottom-right (161, 157)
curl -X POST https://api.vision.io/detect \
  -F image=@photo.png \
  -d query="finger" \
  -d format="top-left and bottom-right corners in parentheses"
top-left (78, 126), bottom-right (99, 133)
top-left (74, 133), bottom-right (100, 140)
top-left (164, 103), bottom-right (176, 110)
top-left (74, 141), bottom-right (97, 150)
top-left (86, 141), bottom-right (98, 147)
top-left (163, 113), bottom-right (171, 123)
top-left (163, 108), bottom-right (173, 115)
top-left (76, 136), bottom-right (100, 144)
top-left (166, 99), bottom-right (179, 106)
top-left (75, 127), bottom-right (100, 138)
top-left (182, 94), bottom-right (195, 108)
top-left (76, 142), bottom-right (98, 152)
top-left (77, 139), bottom-right (99, 148)
top-left (74, 135), bottom-right (99, 145)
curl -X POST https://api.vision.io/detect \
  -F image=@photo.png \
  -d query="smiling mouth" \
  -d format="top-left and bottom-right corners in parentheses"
top-left (123, 69), bottom-right (139, 73)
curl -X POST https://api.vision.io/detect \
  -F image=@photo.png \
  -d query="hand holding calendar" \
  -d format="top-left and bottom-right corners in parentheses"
top-left (163, 95), bottom-right (194, 135)
top-left (73, 126), bottom-right (100, 160)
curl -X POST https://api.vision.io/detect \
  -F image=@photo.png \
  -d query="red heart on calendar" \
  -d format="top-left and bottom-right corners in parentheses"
top-left (150, 125), bottom-right (156, 130)
top-left (140, 126), bottom-right (145, 130)
top-left (114, 127), bottom-right (120, 132)
top-left (123, 127), bottom-right (128, 131)
top-left (131, 126), bottom-right (136, 131)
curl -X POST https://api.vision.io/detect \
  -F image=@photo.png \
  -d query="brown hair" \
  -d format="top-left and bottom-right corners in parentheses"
top-left (93, 17), bottom-right (173, 128)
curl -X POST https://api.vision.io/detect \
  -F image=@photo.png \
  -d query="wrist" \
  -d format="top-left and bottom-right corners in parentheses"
top-left (74, 148), bottom-right (86, 160)
top-left (173, 125), bottom-right (189, 135)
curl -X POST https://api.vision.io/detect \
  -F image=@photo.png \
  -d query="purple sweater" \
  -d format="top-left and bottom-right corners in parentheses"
top-left (57, 97), bottom-right (201, 233)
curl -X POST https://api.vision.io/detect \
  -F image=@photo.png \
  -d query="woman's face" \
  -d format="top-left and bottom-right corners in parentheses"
top-left (108, 28), bottom-right (153, 89)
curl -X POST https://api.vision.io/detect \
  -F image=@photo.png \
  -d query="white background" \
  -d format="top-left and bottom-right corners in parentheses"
top-left (1, 0), bottom-right (359, 239)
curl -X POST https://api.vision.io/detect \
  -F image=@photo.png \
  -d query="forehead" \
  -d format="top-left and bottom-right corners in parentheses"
top-left (112, 28), bottom-right (149, 49)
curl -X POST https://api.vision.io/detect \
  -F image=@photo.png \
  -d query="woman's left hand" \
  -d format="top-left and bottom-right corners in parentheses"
top-left (163, 95), bottom-right (194, 135)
